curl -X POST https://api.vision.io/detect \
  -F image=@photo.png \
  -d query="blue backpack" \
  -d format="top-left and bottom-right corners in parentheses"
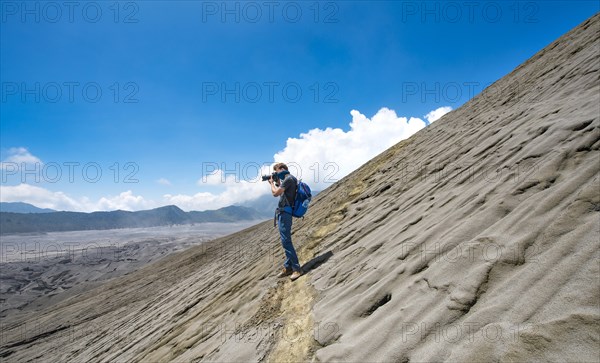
top-left (283, 177), bottom-right (312, 218)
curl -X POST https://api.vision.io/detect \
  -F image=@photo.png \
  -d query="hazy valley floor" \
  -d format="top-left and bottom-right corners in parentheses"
top-left (0, 222), bottom-right (259, 325)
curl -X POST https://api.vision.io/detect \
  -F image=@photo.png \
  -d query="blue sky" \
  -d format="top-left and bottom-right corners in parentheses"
top-left (1, 1), bottom-right (598, 211)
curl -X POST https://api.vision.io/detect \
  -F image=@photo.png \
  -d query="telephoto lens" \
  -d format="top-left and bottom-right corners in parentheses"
top-left (261, 172), bottom-right (279, 183)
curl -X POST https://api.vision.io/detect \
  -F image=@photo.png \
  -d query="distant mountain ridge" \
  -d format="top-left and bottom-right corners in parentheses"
top-left (0, 202), bottom-right (56, 213)
top-left (0, 204), bottom-right (269, 234)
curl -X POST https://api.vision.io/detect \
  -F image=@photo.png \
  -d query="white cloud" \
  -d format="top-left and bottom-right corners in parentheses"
top-left (157, 178), bottom-right (172, 186)
top-left (425, 106), bottom-right (453, 123)
top-left (0, 184), bottom-right (155, 212)
top-left (0, 147), bottom-right (42, 170)
top-left (96, 190), bottom-right (155, 211)
top-left (273, 106), bottom-right (449, 190)
top-left (0, 147), bottom-right (158, 212)
top-left (0, 184), bottom-right (85, 211)
top-left (167, 167), bottom-right (272, 211)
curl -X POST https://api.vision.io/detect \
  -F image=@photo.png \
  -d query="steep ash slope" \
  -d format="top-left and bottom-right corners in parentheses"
top-left (305, 13), bottom-right (600, 362)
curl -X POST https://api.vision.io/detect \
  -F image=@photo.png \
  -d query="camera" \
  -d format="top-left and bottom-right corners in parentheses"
top-left (261, 172), bottom-right (280, 185)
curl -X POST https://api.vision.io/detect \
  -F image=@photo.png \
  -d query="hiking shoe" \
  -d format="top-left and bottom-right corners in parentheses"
top-left (290, 269), bottom-right (303, 281)
top-left (277, 267), bottom-right (293, 278)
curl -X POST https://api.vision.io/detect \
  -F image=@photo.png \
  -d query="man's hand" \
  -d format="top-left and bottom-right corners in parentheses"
top-left (271, 180), bottom-right (284, 196)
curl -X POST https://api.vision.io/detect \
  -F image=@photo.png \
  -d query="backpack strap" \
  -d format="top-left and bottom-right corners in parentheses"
top-left (282, 175), bottom-right (298, 208)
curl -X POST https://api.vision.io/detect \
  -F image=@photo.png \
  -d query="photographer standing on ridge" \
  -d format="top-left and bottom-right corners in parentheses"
top-left (269, 162), bottom-right (303, 281)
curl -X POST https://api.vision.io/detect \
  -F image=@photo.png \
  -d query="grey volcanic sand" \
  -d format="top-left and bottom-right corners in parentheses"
top-left (0, 222), bottom-right (258, 321)
top-left (1, 14), bottom-right (599, 363)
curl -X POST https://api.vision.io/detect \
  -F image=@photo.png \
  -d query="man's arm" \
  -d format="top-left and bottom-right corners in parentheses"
top-left (269, 179), bottom-right (285, 197)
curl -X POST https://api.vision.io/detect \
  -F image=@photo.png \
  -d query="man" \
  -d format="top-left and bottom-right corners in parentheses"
top-left (269, 162), bottom-right (303, 281)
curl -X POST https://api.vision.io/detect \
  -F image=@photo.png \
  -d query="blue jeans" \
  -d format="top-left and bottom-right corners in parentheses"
top-left (278, 211), bottom-right (301, 271)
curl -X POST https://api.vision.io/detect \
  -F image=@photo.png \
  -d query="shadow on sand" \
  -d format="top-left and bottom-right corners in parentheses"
top-left (301, 251), bottom-right (334, 274)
